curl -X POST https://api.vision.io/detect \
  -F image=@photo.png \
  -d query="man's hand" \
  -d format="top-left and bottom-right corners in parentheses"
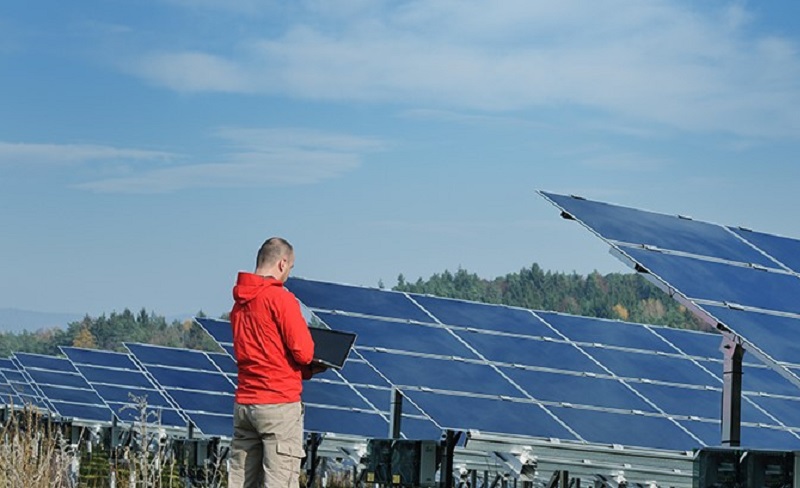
top-left (310, 363), bottom-right (329, 376)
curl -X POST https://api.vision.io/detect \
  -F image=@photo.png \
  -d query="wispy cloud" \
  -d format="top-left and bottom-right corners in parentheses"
top-left (71, 128), bottom-right (386, 193)
top-left (0, 142), bottom-right (175, 166)
top-left (131, 1), bottom-right (800, 139)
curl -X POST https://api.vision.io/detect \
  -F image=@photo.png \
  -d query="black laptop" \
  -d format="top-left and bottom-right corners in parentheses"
top-left (309, 328), bottom-right (357, 369)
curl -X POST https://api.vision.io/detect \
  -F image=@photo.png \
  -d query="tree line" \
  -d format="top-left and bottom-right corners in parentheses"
top-left (393, 264), bottom-right (706, 331)
top-left (0, 308), bottom-right (218, 357)
top-left (0, 263), bottom-right (708, 357)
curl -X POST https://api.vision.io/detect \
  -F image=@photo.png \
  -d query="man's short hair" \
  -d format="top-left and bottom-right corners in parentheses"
top-left (256, 237), bottom-right (294, 268)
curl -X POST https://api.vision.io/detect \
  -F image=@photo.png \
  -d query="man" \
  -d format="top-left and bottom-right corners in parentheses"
top-left (229, 237), bottom-right (323, 488)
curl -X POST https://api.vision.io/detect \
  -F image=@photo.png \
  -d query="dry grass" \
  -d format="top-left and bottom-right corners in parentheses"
top-left (0, 400), bottom-right (352, 488)
top-left (0, 399), bottom-right (228, 488)
top-left (0, 406), bottom-right (77, 487)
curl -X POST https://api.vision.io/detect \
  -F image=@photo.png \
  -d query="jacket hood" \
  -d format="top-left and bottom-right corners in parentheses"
top-left (233, 272), bottom-right (284, 305)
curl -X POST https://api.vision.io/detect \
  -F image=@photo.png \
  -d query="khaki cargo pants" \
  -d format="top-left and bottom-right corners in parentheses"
top-left (229, 402), bottom-right (305, 488)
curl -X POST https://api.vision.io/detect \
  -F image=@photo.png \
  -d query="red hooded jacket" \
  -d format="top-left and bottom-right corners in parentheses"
top-left (231, 272), bottom-right (315, 404)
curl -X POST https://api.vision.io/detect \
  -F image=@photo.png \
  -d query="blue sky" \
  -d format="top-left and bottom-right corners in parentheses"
top-left (2, 1), bottom-right (800, 319)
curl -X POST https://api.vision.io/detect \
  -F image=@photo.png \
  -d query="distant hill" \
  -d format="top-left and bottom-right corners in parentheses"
top-left (0, 308), bottom-right (83, 333)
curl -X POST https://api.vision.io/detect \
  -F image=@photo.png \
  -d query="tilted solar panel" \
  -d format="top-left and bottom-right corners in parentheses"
top-left (539, 191), bottom-right (800, 392)
top-left (284, 277), bottom-right (800, 451)
top-left (13, 352), bottom-right (113, 423)
top-left (61, 346), bottom-right (188, 428)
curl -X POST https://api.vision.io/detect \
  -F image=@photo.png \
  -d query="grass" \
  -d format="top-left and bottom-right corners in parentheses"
top-left (0, 400), bottom-right (354, 488)
top-left (0, 401), bottom-right (228, 488)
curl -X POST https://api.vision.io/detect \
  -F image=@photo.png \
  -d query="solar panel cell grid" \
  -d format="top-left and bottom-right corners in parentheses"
top-left (402, 390), bottom-right (577, 441)
top-left (537, 311), bottom-right (676, 354)
top-left (358, 350), bottom-right (521, 398)
top-left (287, 278), bottom-right (433, 323)
top-left (731, 227), bottom-right (800, 274)
top-left (540, 191), bottom-right (775, 267)
top-left (410, 294), bottom-right (559, 338)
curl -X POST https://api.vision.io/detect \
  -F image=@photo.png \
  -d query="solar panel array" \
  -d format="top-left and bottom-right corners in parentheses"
top-left (281, 277), bottom-right (800, 452)
top-left (539, 192), bottom-right (800, 390)
top-left (2, 273), bottom-right (799, 452)
top-left (12, 352), bottom-right (113, 423)
top-left (60, 346), bottom-right (187, 428)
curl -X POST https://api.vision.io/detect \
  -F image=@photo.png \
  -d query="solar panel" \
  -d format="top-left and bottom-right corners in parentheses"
top-left (730, 227), bottom-right (800, 274)
top-left (286, 277), bottom-right (433, 323)
top-left (0, 358), bottom-right (48, 409)
top-left (539, 191), bottom-right (775, 267)
top-left (539, 191), bottom-right (800, 393)
top-left (283, 277), bottom-right (800, 451)
top-left (0, 370), bottom-right (23, 406)
top-left (13, 352), bottom-right (113, 423)
top-left (124, 343), bottom-right (234, 438)
top-left (61, 346), bottom-right (188, 428)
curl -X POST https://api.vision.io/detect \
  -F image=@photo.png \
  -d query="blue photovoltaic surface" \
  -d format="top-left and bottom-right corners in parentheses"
top-left (537, 311), bottom-right (675, 354)
top-left (550, 406), bottom-right (701, 451)
top-left (14, 353), bottom-right (114, 423)
top-left (77, 366), bottom-right (155, 388)
top-left (198, 277), bottom-right (800, 451)
top-left (540, 192), bottom-right (775, 267)
top-left (411, 294), bottom-right (559, 338)
top-left (402, 390), bottom-right (578, 441)
top-left (354, 385), bottom-right (425, 416)
top-left (338, 360), bottom-right (390, 387)
top-left (500, 367), bottom-right (657, 413)
top-left (303, 381), bottom-right (376, 411)
top-left (0, 360), bottom-right (47, 409)
top-left (126, 344), bottom-right (223, 372)
top-left (139, 365), bottom-right (234, 393)
top-left (453, 329), bottom-right (604, 374)
top-left (195, 317), bottom-right (234, 345)
top-left (126, 343), bottom-right (235, 437)
top-left (62, 347), bottom-right (188, 428)
top-left (702, 305), bottom-right (800, 365)
top-left (287, 278), bottom-right (433, 323)
top-left (358, 350), bottom-right (521, 398)
top-left (305, 405), bottom-right (389, 438)
top-left (649, 327), bottom-right (722, 360)
top-left (60, 347), bottom-right (139, 370)
top-left (208, 352), bottom-right (237, 375)
top-left (622, 246), bottom-right (800, 316)
top-left (92, 384), bottom-right (173, 407)
top-left (731, 227), bottom-right (800, 274)
top-left (0, 372), bottom-right (23, 406)
top-left (540, 192), bottom-right (800, 401)
top-left (317, 311), bottom-right (476, 358)
top-left (631, 382), bottom-right (773, 425)
top-left (581, 346), bottom-right (718, 388)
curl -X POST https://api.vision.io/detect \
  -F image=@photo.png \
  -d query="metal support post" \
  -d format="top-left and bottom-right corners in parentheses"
top-left (305, 432), bottom-right (322, 488)
top-left (440, 430), bottom-right (460, 488)
top-left (720, 335), bottom-right (744, 447)
top-left (390, 388), bottom-right (403, 439)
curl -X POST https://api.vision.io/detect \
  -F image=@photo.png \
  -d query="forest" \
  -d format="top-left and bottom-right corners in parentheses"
top-left (0, 263), bottom-right (706, 357)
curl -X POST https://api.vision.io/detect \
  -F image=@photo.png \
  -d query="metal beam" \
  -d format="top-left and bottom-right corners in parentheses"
top-left (720, 334), bottom-right (744, 447)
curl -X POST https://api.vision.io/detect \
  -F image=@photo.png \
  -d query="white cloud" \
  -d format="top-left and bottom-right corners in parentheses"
top-left (0, 142), bottom-right (175, 166)
top-left (130, 0), bottom-right (800, 139)
top-left (71, 128), bottom-right (386, 193)
top-left (134, 52), bottom-right (253, 93)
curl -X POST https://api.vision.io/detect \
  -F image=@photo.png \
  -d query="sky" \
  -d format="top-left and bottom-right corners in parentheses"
top-left (2, 0), bottom-right (800, 319)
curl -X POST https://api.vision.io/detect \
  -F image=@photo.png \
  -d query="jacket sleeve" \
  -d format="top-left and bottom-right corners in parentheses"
top-left (275, 290), bottom-right (315, 366)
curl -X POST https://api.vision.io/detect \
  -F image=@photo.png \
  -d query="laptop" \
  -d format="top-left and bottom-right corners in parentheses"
top-left (309, 328), bottom-right (357, 370)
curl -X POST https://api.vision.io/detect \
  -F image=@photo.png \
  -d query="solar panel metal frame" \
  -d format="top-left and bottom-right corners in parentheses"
top-left (286, 277), bottom-right (800, 450)
top-left (538, 191), bottom-right (800, 393)
top-left (61, 346), bottom-right (189, 431)
top-left (12, 352), bottom-right (114, 424)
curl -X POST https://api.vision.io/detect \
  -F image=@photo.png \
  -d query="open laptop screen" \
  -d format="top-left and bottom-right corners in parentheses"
top-left (310, 328), bottom-right (356, 369)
